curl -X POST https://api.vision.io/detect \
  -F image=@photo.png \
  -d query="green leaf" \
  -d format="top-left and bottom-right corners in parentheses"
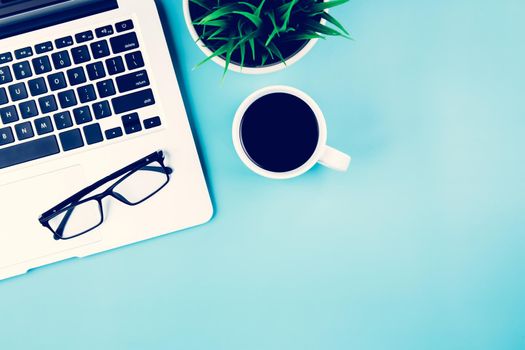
top-left (194, 44), bottom-right (229, 69)
top-left (193, 19), bottom-right (228, 27)
top-left (189, 0), bottom-right (210, 11)
top-left (223, 40), bottom-right (235, 78)
top-left (249, 38), bottom-right (256, 60)
top-left (230, 28), bottom-right (257, 69)
top-left (239, 40), bottom-right (246, 69)
top-left (260, 52), bottom-right (269, 67)
top-left (265, 11), bottom-right (280, 46)
top-left (304, 19), bottom-right (345, 37)
top-left (205, 37), bottom-right (233, 41)
top-left (275, 1), bottom-right (293, 17)
top-left (263, 44), bottom-right (274, 60)
top-left (238, 2), bottom-right (257, 11)
top-left (197, 4), bottom-right (242, 25)
top-left (237, 17), bottom-right (245, 38)
top-left (267, 42), bottom-right (286, 64)
top-left (320, 12), bottom-right (350, 36)
top-left (207, 27), bottom-right (226, 40)
top-left (233, 30), bottom-right (256, 52)
top-left (255, 0), bottom-right (266, 17)
top-left (282, 32), bottom-right (325, 41)
top-left (280, 0), bottom-right (298, 30)
top-left (232, 11), bottom-right (263, 27)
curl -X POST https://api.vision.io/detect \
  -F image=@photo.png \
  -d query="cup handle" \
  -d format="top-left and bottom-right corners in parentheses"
top-left (318, 146), bottom-right (351, 172)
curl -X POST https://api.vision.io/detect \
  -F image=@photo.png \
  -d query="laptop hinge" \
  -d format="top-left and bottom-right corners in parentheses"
top-left (0, 0), bottom-right (119, 40)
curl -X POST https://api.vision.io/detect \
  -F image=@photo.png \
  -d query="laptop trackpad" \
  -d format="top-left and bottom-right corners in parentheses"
top-left (0, 166), bottom-right (102, 269)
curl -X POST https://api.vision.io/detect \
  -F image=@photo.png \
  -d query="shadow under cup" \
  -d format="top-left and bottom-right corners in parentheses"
top-left (239, 92), bottom-right (321, 174)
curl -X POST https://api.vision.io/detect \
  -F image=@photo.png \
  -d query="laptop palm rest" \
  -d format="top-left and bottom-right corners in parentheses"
top-left (0, 165), bottom-right (102, 269)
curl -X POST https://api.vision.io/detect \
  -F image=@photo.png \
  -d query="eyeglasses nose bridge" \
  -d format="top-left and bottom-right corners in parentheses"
top-left (109, 191), bottom-right (131, 205)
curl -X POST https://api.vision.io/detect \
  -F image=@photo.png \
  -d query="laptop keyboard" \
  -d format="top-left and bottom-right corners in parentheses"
top-left (0, 19), bottom-right (162, 170)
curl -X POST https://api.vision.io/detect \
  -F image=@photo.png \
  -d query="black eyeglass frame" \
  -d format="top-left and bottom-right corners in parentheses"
top-left (39, 150), bottom-right (173, 241)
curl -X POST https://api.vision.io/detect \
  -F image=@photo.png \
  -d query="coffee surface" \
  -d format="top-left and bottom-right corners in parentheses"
top-left (240, 93), bottom-right (320, 173)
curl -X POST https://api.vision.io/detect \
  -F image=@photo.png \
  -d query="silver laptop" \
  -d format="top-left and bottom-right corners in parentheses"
top-left (0, 0), bottom-right (213, 280)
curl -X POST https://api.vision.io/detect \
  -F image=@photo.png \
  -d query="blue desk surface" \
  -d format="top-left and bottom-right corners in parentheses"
top-left (2, 1), bottom-right (525, 349)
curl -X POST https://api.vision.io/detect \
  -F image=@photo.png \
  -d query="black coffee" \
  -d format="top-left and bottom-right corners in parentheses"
top-left (240, 92), bottom-right (320, 173)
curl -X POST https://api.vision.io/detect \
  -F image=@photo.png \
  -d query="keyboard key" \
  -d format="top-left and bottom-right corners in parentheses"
top-left (15, 121), bottom-right (34, 140)
top-left (59, 129), bottom-right (84, 151)
top-left (51, 51), bottom-right (72, 70)
top-left (38, 95), bottom-right (58, 114)
top-left (28, 77), bottom-right (48, 96)
top-left (125, 51), bottom-right (145, 70)
top-left (116, 20), bottom-right (134, 33)
top-left (0, 106), bottom-right (19, 124)
top-left (144, 116), bottom-right (161, 130)
top-left (19, 100), bottom-right (38, 119)
top-left (116, 70), bottom-right (150, 93)
top-left (34, 116), bottom-right (54, 135)
top-left (73, 106), bottom-right (92, 125)
top-left (32, 56), bottom-right (52, 75)
top-left (83, 123), bottom-right (103, 145)
top-left (35, 41), bottom-right (53, 54)
top-left (71, 46), bottom-right (91, 64)
top-left (97, 79), bottom-right (116, 98)
top-left (13, 61), bottom-right (33, 79)
top-left (0, 135), bottom-right (59, 169)
top-left (91, 40), bottom-right (110, 59)
top-left (106, 56), bottom-right (125, 75)
top-left (67, 67), bottom-right (87, 86)
top-left (54, 111), bottom-right (73, 130)
top-left (110, 32), bottom-right (139, 54)
top-left (55, 36), bottom-right (74, 49)
top-left (122, 112), bottom-right (141, 134)
top-left (96, 25), bottom-right (114, 38)
top-left (105, 127), bottom-right (122, 140)
top-left (0, 126), bottom-right (14, 146)
top-left (15, 47), bottom-right (33, 60)
top-left (0, 88), bottom-right (7, 105)
top-left (86, 62), bottom-right (106, 80)
top-left (77, 84), bottom-right (97, 103)
top-left (0, 66), bottom-right (13, 85)
top-left (124, 122), bottom-right (142, 135)
top-left (9, 82), bottom-right (28, 101)
top-left (75, 30), bottom-right (94, 43)
top-left (48, 72), bottom-right (67, 91)
top-left (0, 53), bottom-right (13, 65)
top-left (92, 100), bottom-right (112, 119)
top-left (112, 88), bottom-right (155, 115)
top-left (122, 112), bottom-right (139, 125)
top-left (58, 89), bottom-right (77, 109)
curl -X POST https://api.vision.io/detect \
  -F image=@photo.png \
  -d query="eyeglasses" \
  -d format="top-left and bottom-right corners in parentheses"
top-left (39, 150), bottom-right (173, 240)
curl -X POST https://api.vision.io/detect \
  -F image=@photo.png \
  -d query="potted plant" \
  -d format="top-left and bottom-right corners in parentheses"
top-left (183, 0), bottom-right (350, 75)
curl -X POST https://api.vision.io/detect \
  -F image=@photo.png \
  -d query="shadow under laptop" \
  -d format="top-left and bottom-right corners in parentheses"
top-left (154, 0), bottom-right (217, 219)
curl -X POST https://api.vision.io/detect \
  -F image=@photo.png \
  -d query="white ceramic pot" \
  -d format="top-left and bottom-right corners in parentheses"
top-left (182, 0), bottom-right (322, 74)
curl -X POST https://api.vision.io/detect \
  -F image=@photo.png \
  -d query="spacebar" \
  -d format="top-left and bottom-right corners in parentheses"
top-left (0, 136), bottom-right (60, 170)
top-left (111, 88), bottom-right (155, 115)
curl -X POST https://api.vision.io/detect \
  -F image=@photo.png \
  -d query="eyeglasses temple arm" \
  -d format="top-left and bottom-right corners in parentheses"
top-left (141, 165), bottom-right (173, 175)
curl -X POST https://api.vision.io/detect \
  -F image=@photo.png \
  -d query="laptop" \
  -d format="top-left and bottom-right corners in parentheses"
top-left (0, 0), bottom-right (213, 280)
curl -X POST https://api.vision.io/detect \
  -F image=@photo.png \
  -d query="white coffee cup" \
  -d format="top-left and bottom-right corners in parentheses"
top-left (232, 86), bottom-right (351, 179)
